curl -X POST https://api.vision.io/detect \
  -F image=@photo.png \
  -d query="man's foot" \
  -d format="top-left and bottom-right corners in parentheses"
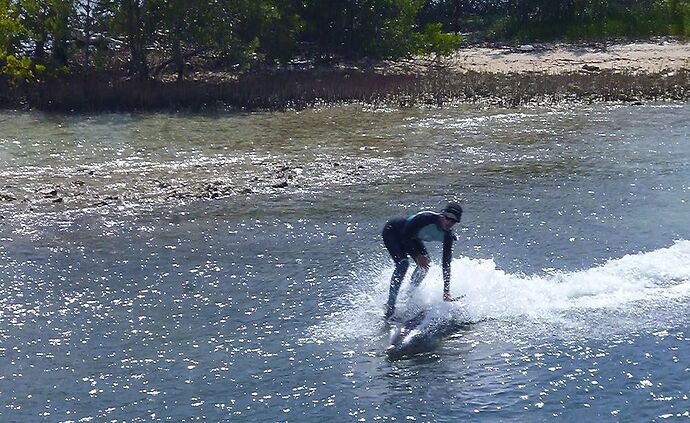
top-left (444, 294), bottom-right (466, 302)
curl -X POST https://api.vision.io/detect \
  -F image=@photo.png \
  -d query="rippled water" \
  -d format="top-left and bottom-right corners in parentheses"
top-left (1, 103), bottom-right (689, 421)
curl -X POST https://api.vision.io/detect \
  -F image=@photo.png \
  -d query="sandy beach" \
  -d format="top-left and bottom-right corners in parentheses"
top-left (383, 39), bottom-right (690, 74)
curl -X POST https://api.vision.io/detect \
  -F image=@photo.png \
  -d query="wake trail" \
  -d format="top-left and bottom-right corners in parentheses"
top-left (308, 240), bottom-right (690, 343)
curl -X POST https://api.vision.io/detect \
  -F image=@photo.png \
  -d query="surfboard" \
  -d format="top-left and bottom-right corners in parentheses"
top-left (385, 303), bottom-right (470, 360)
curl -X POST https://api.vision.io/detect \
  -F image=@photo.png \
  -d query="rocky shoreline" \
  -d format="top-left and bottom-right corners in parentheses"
top-left (0, 158), bottom-right (373, 220)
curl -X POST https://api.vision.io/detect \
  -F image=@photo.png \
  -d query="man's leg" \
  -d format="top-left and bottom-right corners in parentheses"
top-left (385, 258), bottom-right (409, 319)
top-left (382, 220), bottom-right (407, 319)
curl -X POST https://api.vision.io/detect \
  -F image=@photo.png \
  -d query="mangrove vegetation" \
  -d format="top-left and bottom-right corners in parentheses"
top-left (1, 0), bottom-right (689, 110)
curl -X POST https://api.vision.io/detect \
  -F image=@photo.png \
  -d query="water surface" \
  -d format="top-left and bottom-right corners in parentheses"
top-left (1, 103), bottom-right (689, 421)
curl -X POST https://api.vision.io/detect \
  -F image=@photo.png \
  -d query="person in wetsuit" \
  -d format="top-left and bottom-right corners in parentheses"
top-left (381, 202), bottom-right (462, 319)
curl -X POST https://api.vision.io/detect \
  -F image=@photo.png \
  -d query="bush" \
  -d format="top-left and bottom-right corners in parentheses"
top-left (416, 23), bottom-right (463, 56)
top-left (0, 52), bottom-right (43, 84)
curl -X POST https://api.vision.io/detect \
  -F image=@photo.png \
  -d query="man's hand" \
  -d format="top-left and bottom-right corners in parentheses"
top-left (414, 255), bottom-right (430, 270)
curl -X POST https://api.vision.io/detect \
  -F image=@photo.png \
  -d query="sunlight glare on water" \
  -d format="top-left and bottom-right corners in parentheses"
top-left (0, 103), bottom-right (689, 421)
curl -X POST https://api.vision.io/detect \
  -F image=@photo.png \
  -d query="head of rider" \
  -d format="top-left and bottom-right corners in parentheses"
top-left (439, 202), bottom-right (462, 231)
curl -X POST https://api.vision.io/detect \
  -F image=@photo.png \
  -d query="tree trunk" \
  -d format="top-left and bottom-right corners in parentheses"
top-left (34, 38), bottom-right (46, 63)
top-left (83, 0), bottom-right (93, 68)
top-left (125, 0), bottom-right (148, 79)
top-left (172, 38), bottom-right (184, 82)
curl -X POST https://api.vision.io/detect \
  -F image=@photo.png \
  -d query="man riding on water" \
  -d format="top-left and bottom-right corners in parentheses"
top-left (382, 202), bottom-right (462, 320)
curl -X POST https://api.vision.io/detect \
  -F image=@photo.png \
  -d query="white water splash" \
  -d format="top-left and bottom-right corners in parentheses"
top-left (310, 240), bottom-right (690, 342)
top-left (451, 239), bottom-right (690, 322)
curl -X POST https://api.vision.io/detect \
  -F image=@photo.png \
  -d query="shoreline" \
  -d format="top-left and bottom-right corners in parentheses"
top-left (1, 39), bottom-right (689, 112)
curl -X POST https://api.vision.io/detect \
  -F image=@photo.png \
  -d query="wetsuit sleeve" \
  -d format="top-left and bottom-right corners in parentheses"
top-left (442, 232), bottom-right (455, 295)
top-left (401, 212), bottom-right (437, 257)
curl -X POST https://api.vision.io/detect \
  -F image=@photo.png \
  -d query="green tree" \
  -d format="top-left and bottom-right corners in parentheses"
top-left (17, 0), bottom-right (71, 66)
top-left (1, 0), bottom-right (25, 56)
top-left (155, 0), bottom-right (210, 81)
top-left (299, 0), bottom-right (459, 59)
top-left (71, 0), bottom-right (116, 69)
top-left (237, 0), bottom-right (303, 64)
top-left (1, 0), bottom-right (45, 82)
top-left (98, 0), bottom-right (161, 78)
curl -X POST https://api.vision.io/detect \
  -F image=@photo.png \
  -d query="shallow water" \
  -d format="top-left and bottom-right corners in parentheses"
top-left (1, 103), bottom-right (689, 421)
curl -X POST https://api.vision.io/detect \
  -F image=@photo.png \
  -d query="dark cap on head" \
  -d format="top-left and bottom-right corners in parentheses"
top-left (442, 202), bottom-right (463, 222)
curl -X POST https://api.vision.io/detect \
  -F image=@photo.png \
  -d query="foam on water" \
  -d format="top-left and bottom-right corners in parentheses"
top-left (459, 239), bottom-right (690, 319)
top-left (311, 240), bottom-right (690, 343)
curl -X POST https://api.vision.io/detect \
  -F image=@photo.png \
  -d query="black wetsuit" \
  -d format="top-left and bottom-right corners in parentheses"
top-left (382, 211), bottom-right (456, 316)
